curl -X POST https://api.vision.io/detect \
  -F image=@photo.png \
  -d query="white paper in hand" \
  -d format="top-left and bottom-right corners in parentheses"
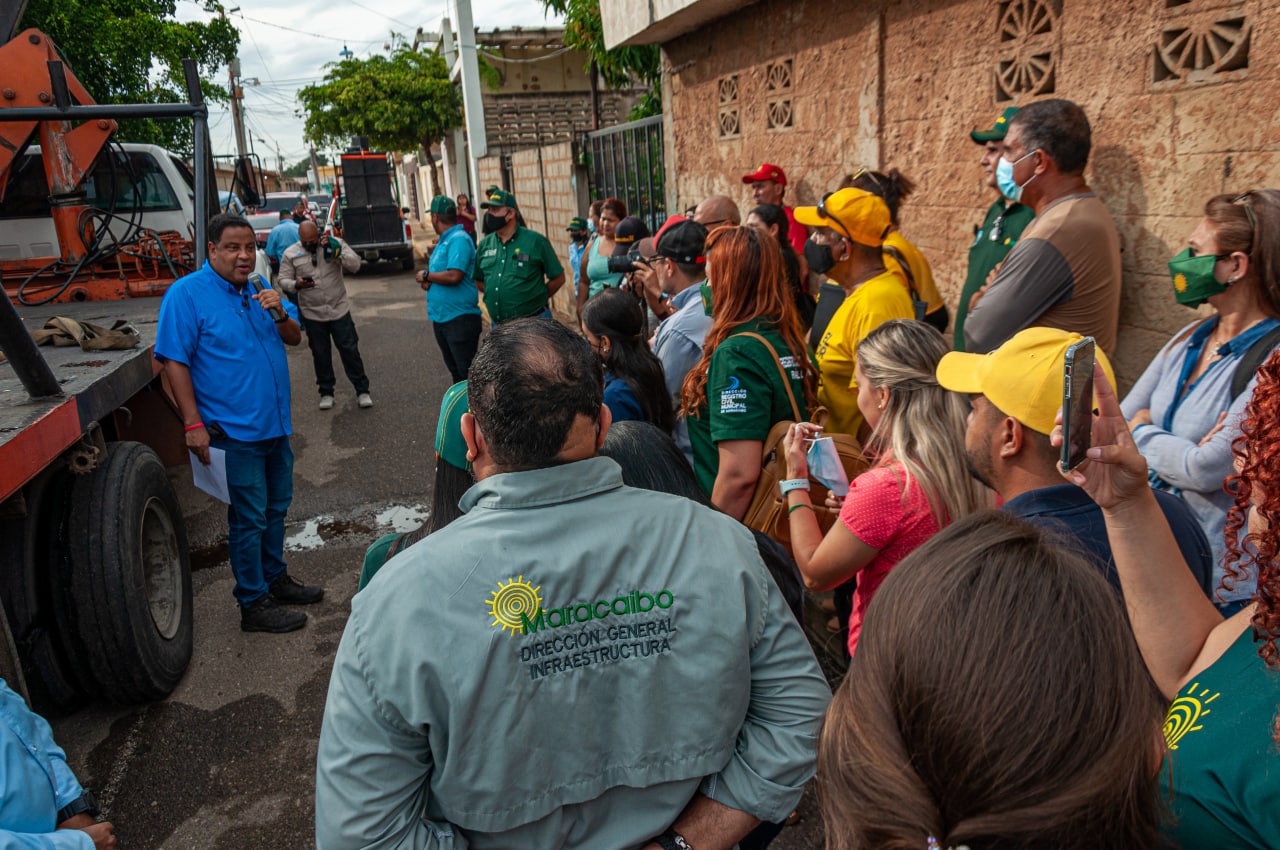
top-left (806, 437), bottom-right (850, 497)
top-left (190, 447), bottom-right (230, 504)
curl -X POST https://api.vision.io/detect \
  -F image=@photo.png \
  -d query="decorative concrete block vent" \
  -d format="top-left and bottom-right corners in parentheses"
top-left (1153, 0), bottom-right (1250, 87)
top-left (718, 74), bottom-right (740, 139)
top-left (994, 0), bottom-right (1060, 102)
top-left (766, 59), bottom-right (793, 131)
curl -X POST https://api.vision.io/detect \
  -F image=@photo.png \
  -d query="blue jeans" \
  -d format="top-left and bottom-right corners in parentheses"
top-left (219, 436), bottom-right (294, 605)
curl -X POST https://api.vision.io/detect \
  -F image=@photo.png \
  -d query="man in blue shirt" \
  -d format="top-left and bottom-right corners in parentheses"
top-left (937, 327), bottom-right (1215, 598)
top-left (155, 213), bottom-right (322, 634)
top-left (417, 196), bottom-right (481, 383)
top-left (264, 210), bottom-right (299, 276)
top-left (1, 677), bottom-right (115, 848)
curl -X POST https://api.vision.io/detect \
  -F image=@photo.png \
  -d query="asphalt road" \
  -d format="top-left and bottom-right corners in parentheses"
top-left (48, 263), bottom-right (829, 850)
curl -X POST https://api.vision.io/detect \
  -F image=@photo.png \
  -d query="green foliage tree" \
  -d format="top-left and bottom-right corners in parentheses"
top-left (542, 0), bottom-right (660, 119)
top-left (283, 154), bottom-right (326, 179)
top-left (296, 41), bottom-right (462, 180)
top-left (20, 0), bottom-right (239, 153)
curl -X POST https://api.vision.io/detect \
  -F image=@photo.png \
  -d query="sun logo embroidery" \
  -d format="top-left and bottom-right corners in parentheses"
top-left (1163, 682), bottom-right (1219, 751)
top-left (1173, 272), bottom-right (1189, 293)
top-left (488, 577), bottom-right (543, 635)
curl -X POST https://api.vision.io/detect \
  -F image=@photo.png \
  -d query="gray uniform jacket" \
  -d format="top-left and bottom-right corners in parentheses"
top-left (278, 237), bottom-right (361, 322)
top-left (315, 456), bottom-right (831, 850)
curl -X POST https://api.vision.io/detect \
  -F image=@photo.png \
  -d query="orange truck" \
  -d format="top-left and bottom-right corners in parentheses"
top-left (0, 29), bottom-right (215, 708)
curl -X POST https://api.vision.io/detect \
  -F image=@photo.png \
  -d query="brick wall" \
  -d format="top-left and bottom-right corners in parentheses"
top-left (662, 0), bottom-right (1280, 387)
top-left (477, 156), bottom-right (504, 197)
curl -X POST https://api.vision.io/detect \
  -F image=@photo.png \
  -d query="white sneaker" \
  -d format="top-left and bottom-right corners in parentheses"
top-left (358, 393), bottom-right (373, 409)
top-left (318, 395), bottom-right (334, 410)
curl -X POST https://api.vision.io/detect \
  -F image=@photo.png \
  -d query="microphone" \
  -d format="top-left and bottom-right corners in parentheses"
top-left (247, 273), bottom-right (287, 322)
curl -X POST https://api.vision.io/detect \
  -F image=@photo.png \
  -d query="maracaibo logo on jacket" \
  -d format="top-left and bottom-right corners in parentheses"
top-left (487, 576), bottom-right (675, 637)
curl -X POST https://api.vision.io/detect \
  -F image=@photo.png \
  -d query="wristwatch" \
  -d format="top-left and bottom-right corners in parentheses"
top-left (655, 830), bottom-right (693, 850)
top-left (779, 477), bottom-right (810, 495)
top-left (57, 790), bottom-right (100, 822)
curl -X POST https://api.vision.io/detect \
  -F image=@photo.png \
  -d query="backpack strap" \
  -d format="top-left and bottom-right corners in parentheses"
top-left (1231, 324), bottom-right (1280, 400)
top-left (733, 331), bottom-right (803, 422)
top-left (881, 243), bottom-right (927, 321)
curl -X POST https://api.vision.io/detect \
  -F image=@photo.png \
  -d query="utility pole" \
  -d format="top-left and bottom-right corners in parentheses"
top-left (222, 8), bottom-right (249, 163)
top-left (447, 0), bottom-right (487, 200)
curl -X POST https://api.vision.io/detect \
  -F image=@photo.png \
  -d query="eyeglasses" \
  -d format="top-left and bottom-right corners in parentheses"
top-left (1233, 191), bottom-right (1257, 254)
top-left (848, 166), bottom-right (886, 196)
top-left (818, 192), bottom-right (857, 244)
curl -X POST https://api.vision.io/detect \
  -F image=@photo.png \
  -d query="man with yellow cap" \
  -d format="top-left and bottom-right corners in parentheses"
top-left (793, 187), bottom-right (914, 440)
top-left (936, 327), bottom-right (1213, 595)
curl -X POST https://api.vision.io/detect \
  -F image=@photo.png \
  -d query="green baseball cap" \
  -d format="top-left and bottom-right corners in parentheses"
top-left (566, 216), bottom-right (588, 231)
top-left (481, 189), bottom-right (517, 209)
top-left (435, 381), bottom-right (470, 471)
top-left (970, 106), bottom-right (1019, 143)
top-left (429, 195), bottom-right (457, 215)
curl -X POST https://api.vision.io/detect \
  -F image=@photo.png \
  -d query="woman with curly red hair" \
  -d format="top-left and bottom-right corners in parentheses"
top-left (1061, 353), bottom-right (1280, 847)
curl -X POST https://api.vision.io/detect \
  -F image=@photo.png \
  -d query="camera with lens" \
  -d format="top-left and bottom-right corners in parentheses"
top-left (607, 248), bottom-right (648, 275)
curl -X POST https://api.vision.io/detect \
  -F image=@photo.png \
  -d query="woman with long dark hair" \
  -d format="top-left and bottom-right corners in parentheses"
top-left (681, 225), bottom-right (817, 519)
top-left (748, 203), bottom-right (815, 332)
top-left (578, 197), bottom-right (627, 314)
top-left (581, 288), bottom-right (674, 431)
top-left (818, 511), bottom-right (1165, 850)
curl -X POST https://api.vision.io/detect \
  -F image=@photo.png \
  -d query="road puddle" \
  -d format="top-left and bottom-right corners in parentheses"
top-left (188, 503), bottom-right (429, 567)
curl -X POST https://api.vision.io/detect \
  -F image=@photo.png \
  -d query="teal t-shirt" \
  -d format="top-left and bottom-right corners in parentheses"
top-left (474, 226), bottom-right (565, 322)
top-left (686, 318), bottom-right (808, 495)
top-left (1161, 624), bottom-right (1280, 849)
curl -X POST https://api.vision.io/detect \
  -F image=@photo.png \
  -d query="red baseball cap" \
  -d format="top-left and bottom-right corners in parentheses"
top-left (742, 163), bottom-right (787, 185)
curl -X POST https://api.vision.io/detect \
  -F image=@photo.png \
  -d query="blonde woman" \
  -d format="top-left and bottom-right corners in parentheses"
top-left (781, 319), bottom-right (986, 657)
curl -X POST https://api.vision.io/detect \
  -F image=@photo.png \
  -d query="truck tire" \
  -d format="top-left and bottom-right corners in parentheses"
top-left (66, 442), bottom-right (193, 703)
top-left (0, 468), bottom-right (92, 711)
top-left (399, 254), bottom-right (415, 272)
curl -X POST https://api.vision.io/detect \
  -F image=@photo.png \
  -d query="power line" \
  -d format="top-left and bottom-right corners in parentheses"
top-left (344, 0), bottom-right (417, 31)
top-left (234, 12), bottom-right (382, 44)
top-left (479, 46), bottom-right (574, 64)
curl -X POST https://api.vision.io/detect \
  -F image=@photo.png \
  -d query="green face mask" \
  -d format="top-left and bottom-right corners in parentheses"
top-left (700, 281), bottom-right (713, 316)
top-left (1168, 248), bottom-right (1230, 307)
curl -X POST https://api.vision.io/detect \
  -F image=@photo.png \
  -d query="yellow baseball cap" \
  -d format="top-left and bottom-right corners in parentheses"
top-left (793, 188), bottom-right (892, 247)
top-left (935, 328), bottom-right (1116, 435)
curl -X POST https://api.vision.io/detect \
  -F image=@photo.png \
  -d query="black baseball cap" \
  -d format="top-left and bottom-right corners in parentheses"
top-left (654, 217), bottom-right (708, 265)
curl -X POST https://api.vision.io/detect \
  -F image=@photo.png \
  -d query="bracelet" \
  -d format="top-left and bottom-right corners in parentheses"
top-left (779, 478), bottom-right (810, 495)
top-left (274, 314), bottom-right (289, 324)
top-left (184, 422), bottom-right (205, 432)
top-left (788, 502), bottom-right (815, 516)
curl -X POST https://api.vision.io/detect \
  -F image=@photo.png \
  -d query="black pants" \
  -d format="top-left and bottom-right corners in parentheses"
top-left (432, 313), bottom-right (483, 384)
top-left (305, 312), bottom-right (369, 395)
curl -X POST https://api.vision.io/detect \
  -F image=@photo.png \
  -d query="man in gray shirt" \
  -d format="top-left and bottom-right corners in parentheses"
top-left (964, 99), bottom-right (1121, 356)
top-left (646, 218), bottom-right (712, 466)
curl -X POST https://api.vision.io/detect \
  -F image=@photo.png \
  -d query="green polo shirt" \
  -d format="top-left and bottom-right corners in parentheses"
top-left (686, 318), bottom-right (808, 495)
top-left (953, 199), bottom-right (1035, 351)
top-left (474, 226), bottom-right (564, 322)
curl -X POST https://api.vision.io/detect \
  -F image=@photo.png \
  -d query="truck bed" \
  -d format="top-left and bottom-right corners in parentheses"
top-left (0, 298), bottom-right (165, 503)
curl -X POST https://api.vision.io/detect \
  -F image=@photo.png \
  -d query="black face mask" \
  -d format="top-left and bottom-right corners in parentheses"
top-left (571, 232), bottom-right (588, 243)
top-left (483, 212), bottom-right (508, 233)
top-left (804, 240), bottom-right (837, 275)
top-left (301, 242), bottom-right (320, 253)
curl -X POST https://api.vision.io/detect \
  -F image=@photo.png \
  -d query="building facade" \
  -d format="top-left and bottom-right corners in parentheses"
top-left (604, 0), bottom-right (1278, 384)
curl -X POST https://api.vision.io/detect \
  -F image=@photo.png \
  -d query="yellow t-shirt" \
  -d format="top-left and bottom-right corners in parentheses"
top-left (813, 269), bottom-right (915, 437)
top-left (884, 231), bottom-right (944, 317)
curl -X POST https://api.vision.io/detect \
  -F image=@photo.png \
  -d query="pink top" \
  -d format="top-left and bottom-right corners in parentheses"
top-left (839, 462), bottom-right (942, 657)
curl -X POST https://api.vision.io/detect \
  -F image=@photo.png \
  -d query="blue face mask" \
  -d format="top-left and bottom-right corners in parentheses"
top-left (996, 149), bottom-right (1039, 202)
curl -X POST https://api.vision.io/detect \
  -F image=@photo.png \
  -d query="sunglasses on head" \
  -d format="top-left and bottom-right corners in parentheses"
top-left (1233, 191), bottom-right (1257, 254)
top-left (818, 192), bottom-right (857, 243)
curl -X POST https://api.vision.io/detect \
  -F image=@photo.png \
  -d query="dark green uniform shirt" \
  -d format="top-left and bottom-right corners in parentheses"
top-left (474, 226), bottom-right (565, 322)
top-left (686, 318), bottom-right (808, 495)
top-left (1160, 625), bottom-right (1280, 849)
top-left (953, 199), bottom-right (1034, 351)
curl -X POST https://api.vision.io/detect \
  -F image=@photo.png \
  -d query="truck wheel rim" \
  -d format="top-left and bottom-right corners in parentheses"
top-left (140, 497), bottom-right (181, 640)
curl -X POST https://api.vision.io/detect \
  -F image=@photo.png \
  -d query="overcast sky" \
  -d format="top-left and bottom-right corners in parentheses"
top-left (175, 0), bottom-right (562, 169)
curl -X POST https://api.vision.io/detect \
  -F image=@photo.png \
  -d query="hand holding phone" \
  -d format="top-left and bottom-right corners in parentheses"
top-left (1060, 337), bottom-right (1096, 471)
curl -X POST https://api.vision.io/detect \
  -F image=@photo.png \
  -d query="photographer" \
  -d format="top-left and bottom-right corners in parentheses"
top-left (279, 221), bottom-right (372, 410)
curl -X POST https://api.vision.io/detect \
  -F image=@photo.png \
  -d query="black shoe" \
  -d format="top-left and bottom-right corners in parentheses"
top-left (240, 596), bottom-right (306, 633)
top-left (269, 573), bottom-right (325, 605)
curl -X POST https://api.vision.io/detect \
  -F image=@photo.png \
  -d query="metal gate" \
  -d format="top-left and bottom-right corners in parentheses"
top-left (586, 115), bottom-right (665, 232)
